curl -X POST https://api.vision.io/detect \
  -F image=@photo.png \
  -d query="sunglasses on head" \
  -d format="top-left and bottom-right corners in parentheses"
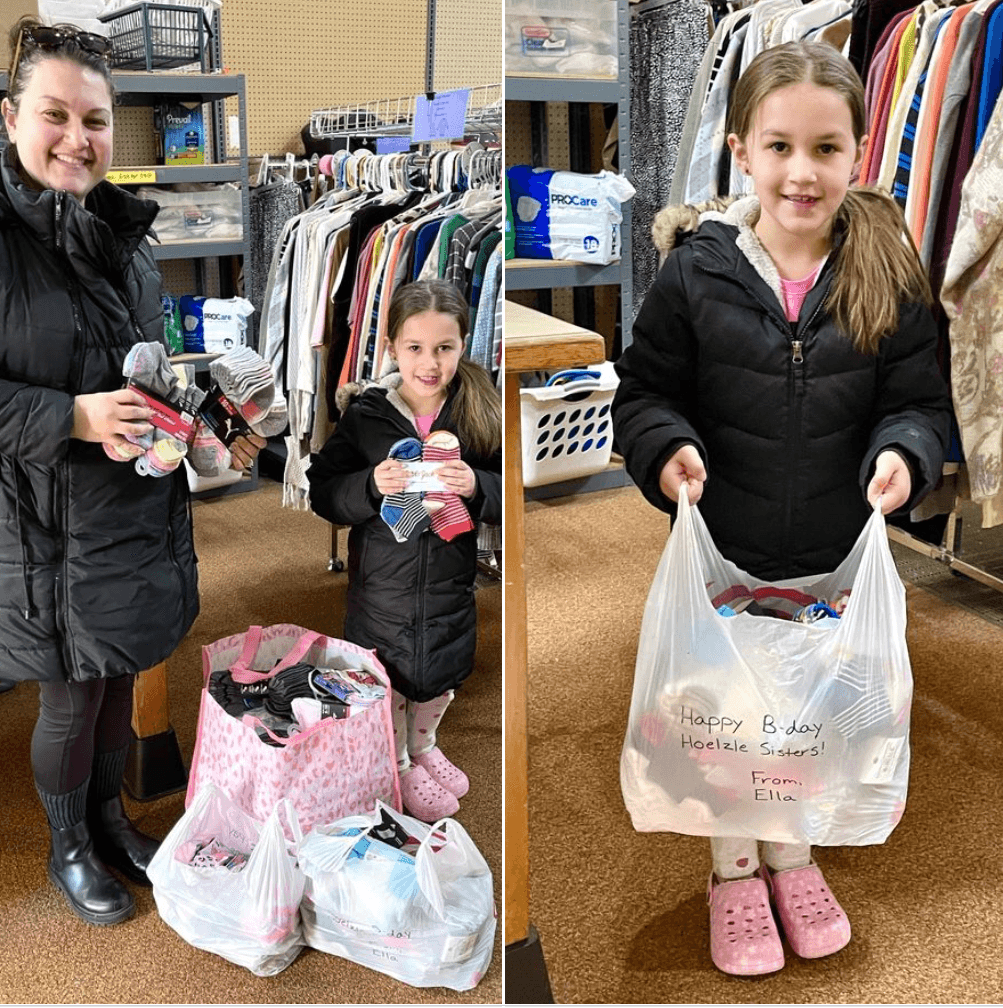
top-left (11, 24), bottom-right (113, 78)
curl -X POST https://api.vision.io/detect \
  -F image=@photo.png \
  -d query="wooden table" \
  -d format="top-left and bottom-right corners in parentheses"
top-left (504, 300), bottom-right (607, 1003)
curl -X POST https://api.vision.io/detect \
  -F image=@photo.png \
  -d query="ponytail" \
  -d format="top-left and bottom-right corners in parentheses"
top-left (830, 188), bottom-right (933, 355)
top-left (450, 357), bottom-right (501, 458)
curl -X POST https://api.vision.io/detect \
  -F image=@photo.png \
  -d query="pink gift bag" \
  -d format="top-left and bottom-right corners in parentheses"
top-left (186, 624), bottom-right (401, 836)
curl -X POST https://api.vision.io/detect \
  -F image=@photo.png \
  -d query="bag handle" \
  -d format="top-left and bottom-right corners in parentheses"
top-left (229, 627), bottom-right (323, 683)
top-left (414, 817), bottom-right (489, 921)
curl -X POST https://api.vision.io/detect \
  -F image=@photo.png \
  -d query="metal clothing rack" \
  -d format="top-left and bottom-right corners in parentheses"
top-left (888, 501), bottom-right (1003, 594)
top-left (308, 83), bottom-right (502, 143)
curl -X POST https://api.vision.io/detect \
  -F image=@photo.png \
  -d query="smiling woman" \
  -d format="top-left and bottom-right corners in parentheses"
top-left (0, 14), bottom-right (263, 930)
top-left (2, 57), bottom-right (114, 200)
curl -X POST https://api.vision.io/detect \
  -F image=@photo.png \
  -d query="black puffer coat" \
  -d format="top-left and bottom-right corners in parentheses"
top-left (613, 200), bottom-right (952, 580)
top-left (307, 375), bottom-right (501, 702)
top-left (0, 149), bottom-right (199, 683)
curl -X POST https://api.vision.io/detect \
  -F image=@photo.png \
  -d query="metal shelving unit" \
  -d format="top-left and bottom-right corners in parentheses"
top-left (505, 0), bottom-right (633, 498)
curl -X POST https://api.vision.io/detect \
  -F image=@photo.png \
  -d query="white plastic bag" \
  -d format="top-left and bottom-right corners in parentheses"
top-left (299, 802), bottom-right (495, 991)
top-left (148, 784), bottom-right (305, 977)
top-left (620, 487), bottom-right (912, 846)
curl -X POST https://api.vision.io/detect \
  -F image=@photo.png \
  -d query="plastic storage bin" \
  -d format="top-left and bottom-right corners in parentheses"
top-left (99, 3), bottom-right (211, 71)
top-left (506, 0), bottom-right (618, 79)
top-left (520, 361), bottom-right (618, 487)
top-left (138, 184), bottom-right (243, 243)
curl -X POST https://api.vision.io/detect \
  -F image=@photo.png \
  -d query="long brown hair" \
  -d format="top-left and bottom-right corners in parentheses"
top-left (386, 280), bottom-right (501, 456)
top-left (727, 41), bottom-right (932, 354)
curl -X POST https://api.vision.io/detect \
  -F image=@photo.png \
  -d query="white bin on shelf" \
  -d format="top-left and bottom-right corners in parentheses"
top-left (520, 361), bottom-right (618, 487)
top-left (506, 0), bottom-right (618, 78)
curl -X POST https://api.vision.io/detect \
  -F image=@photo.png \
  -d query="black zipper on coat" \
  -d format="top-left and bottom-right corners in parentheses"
top-left (696, 259), bottom-right (829, 562)
top-left (781, 286), bottom-right (828, 561)
top-left (414, 532), bottom-right (429, 695)
top-left (52, 193), bottom-right (81, 673)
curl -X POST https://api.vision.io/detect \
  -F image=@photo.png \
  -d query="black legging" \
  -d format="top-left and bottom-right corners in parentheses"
top-left (32, 676), bottom-right (135, 795)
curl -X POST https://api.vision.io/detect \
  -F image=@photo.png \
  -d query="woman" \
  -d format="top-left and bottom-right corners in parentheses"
top-left (0, 18), bottom-right (263, 925)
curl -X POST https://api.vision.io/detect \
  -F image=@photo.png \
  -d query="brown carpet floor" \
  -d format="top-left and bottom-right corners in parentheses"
top-left (0, 477), bottom-right (501, 1005)
top-left (525, 486), bottom-right (1003, 1005)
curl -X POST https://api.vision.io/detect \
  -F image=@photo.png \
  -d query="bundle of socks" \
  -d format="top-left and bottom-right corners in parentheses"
top-left (103, 342), bottom-right (203, 478)
top-left (208, 346), bottom-right (288, 438)
top-left (104, 342), bottom-right (288, 478)
top-left (379, 431), bottom-right (475, 543)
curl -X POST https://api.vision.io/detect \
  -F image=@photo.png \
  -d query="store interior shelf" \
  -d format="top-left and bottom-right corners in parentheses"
top-left (111, 164), bottom-right (245, 184)
top-left (505, 75), bottom-right (620, 104)
top-left (0, 70), bottom-right (241, 103)
top-left (525, 461), bottom-right (629, 501)
top-left (505, 258), bottom-right (624, 289)
top-left (151, 239), bottom-right (245, 261)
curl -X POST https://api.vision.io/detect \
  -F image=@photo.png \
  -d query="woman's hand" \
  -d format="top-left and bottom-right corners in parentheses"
top-left (73, 389), bottom-right (153, 450)
top-left (436, 460), bottom-right (477, 499)
top-left (658, 444), bottom-right (707, 504)
top-left (867, 449), bottom-right (912, 514)
top-left (228, 432), bottom-right (268, 472)
top-left (373, 458), bottom-right (409, 496)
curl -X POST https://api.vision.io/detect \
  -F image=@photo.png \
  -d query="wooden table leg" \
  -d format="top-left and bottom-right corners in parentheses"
top-left (504, 372), bottom-right (554, 1003)
top-left (123, 661), bottom-right (189, 801)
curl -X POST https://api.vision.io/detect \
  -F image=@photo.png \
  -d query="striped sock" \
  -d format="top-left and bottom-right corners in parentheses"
top-left (422, 432), bottom-right (474, 541)
top-left (381, 491), bottom-right (431, 542)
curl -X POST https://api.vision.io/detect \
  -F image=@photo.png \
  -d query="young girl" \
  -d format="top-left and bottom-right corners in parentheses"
top-left (308, 279), bottom-right (502, 823)
top-left (612, 42), bottom-right (952, 976)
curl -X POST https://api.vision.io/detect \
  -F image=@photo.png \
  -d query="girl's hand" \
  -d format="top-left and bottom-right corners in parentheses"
top-left (228, 432), bottom-right (268, 472)
top-left (436, 460), bottom-right (477, 499)
top-left (659, 444), bottom-right (707, 504)
top-left (867, 449), bottom-right (911, 514)
top-left (73, 389), bottom-right (153, 450)
top-left (374, 458), bottom-right (409, 496)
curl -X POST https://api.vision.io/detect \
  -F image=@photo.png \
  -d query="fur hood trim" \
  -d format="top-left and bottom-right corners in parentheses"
top-left (335, 370), bottom-right (420, 426)
top-left (334, 370), bottom-right (404, 415)
top-left (652, 194), bottom-right (786, 310)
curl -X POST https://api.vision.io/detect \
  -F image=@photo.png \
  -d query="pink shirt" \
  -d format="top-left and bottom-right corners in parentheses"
top-left (780, 261), bottom-right (826, 322)
top-left (414, 411), bottom-right (438, 439)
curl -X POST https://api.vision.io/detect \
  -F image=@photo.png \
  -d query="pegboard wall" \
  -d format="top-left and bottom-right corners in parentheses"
top-left (433, 0), bottom-right (501, 92)
top-left (221, 0), bottom-right (495, 157)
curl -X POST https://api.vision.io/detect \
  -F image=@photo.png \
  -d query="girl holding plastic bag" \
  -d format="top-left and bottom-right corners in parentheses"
top-left (612, 41), bottom-right (951, 976)
top-left (308, 281), bottom-right (501, 823)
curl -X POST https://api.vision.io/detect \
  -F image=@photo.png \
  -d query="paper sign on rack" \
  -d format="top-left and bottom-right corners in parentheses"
top-left (376, 137), bottom-right (412, 154)
top-left (412, 89), bottom-right (470, 142)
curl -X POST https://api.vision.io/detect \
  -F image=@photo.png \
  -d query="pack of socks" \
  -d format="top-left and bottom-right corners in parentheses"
top-left (103, 342), bottom-right (203, 477)
top-left (103, 343), bottom-right (289, 477)
top-left (208, 346), bottom-right (288, 438)
top-left (380, 438), bottom-right (436, 543)
top-left (378, 432), bottom-right (474, 543)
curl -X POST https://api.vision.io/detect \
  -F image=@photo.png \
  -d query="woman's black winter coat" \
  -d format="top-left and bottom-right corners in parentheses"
top-left (613, 214), bottom-right (952, 581)
top-left (308, 378), bottom-right (502, 702)
top-left (0, 149), bottom-right (199, 683)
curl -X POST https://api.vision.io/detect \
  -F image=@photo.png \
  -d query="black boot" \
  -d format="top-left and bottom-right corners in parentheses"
top-left (39, 784), bottom-right (134, 926)
top-left (88, 745), bottom-right (160, 886)
top-left (88, 795), bottom-right (160, 886)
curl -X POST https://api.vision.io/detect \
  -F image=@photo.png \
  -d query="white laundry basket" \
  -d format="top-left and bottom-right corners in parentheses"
top-left (520, 361), bottom-right (618, 487)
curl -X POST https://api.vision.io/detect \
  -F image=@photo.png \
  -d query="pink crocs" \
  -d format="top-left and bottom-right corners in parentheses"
top-left (411, 746), bottom-right (470, 798)
top-left (399, 764), bottom-right (459, 822)
top-left (764, 863), bottom-right (851, 959)
top-left (708, 873), bottom-right (785, 976)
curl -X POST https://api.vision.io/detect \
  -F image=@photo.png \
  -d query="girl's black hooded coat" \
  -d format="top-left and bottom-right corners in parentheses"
top-left (308, 375), bottom-right (501, 702)
top-left (0, 149), bottom-right (199, 683)
top-left (614, 198), bottom-right (952, 581)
